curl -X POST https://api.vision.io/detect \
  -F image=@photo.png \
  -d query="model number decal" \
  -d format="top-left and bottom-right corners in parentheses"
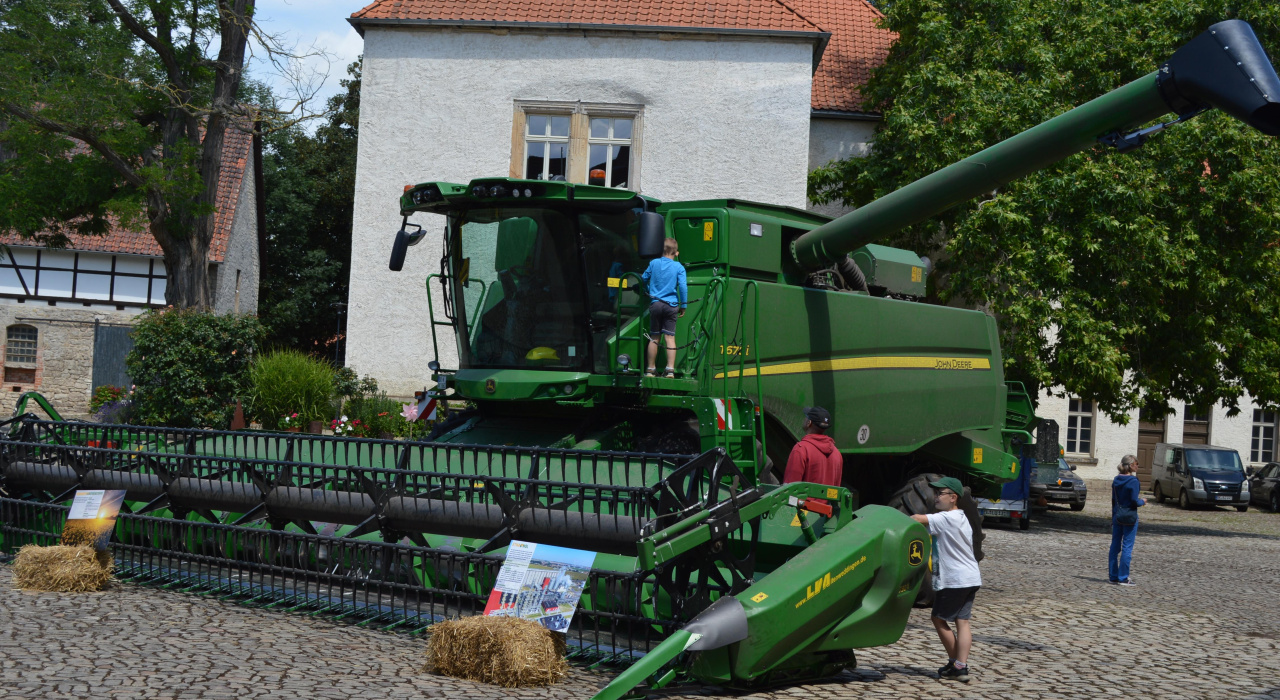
top-left (795, 556), bottom-right (867, 609)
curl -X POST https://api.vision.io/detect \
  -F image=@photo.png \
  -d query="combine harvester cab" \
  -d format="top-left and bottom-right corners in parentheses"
top-left (4, 19), bottom-right (1280, 698)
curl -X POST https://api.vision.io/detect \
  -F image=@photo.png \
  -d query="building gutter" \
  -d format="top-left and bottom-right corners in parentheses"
top-left (348, 17), bottom-right (830, 71)
top-left (810, 109), bottom-right (881, 122)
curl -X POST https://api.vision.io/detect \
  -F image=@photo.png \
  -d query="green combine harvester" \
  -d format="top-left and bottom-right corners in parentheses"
top-left (3, 19), bottom-right (1278, 698)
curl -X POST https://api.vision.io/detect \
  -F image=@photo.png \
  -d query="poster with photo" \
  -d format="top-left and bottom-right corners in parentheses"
top-left (61, 490), bottom-right (127, 551)
top-left (483, 540), bottom-right (597, 632)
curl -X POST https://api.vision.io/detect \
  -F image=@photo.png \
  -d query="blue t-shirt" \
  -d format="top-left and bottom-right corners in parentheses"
top-left (642, 256), bottom-right (687, 308)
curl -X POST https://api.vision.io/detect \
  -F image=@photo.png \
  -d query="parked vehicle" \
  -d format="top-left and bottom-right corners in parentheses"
top-left (1030, 457), bottom-right (1088, 511)
top-left (977, 450), bottom-right (1035, 530)
top-left (1246, 462), bottom-right (1280, 512)
top-left (1151, 443), bottom-right (1250, 512)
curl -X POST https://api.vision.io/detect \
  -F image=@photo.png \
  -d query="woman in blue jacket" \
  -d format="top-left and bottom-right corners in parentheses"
top-left (1109, 455), bottom-right (1146, 586)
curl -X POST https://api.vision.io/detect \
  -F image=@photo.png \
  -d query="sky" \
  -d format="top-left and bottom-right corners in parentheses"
top-left (249, 0), bottom-right (370, 123)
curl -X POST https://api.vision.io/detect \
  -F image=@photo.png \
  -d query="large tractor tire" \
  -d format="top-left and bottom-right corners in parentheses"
top-left (887, 473), bottom-right (987, 607)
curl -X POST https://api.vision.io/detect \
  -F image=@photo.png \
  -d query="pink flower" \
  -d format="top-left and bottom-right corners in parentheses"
top-left (401, 403), bottom-right (419, 421)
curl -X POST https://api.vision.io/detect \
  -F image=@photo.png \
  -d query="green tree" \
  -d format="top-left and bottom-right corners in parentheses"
top-left (810, 1), bottom-right (1280, 420)
top-left (259, 59), bottom-right (359, 355)
top-left (0, 0), bottom-right (320, 309)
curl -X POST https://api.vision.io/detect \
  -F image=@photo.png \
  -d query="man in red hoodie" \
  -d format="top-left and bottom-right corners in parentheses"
top-left (783, 406), bottom-right (843, 486)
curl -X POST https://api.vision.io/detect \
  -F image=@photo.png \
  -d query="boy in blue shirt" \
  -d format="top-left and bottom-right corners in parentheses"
top-left (642, 237), bottom-right (687, 377)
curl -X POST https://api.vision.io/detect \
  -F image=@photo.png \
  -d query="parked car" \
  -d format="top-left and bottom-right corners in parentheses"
top-left (1246, 462), bottom-right (1280, 512)
top-left (1151, 443), bottom-right (1250, 512)
top-left (1030, 457), bottom-right (1087, 511)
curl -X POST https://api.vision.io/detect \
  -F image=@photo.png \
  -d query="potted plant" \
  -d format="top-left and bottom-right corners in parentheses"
top-left (280, 413), bottom-right (302, 433)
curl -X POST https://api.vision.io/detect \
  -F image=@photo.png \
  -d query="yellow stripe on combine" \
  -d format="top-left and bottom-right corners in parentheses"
top-left (714, 356), bottom-right (992, 379)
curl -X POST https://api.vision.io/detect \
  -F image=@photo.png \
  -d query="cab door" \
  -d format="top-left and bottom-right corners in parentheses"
top-left (1169, 448), bottom-right (1187, 494)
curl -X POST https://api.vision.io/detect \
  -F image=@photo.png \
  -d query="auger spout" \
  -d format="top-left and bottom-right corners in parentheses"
top-left (792, 19), bottom-right (1280, 270)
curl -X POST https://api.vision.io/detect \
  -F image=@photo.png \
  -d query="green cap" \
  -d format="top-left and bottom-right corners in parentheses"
top-left (929, 476), bottom-right (965, 496)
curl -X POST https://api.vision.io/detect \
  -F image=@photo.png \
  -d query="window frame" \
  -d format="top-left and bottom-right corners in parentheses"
top-left (1065, 396), bottom-right (1095, 457)
top-left (5, 324), bottom-right (37, 365)
top-left (1251, 409), bottom-right (1278, 464)
top-left (510, 101), bottom-right (643, 191)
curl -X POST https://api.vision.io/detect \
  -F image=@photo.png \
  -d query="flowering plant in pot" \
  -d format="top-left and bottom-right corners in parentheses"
top-left (280, 413), bottom-right (302, 431)
top-left (331, 415), bottom-right (369, 438)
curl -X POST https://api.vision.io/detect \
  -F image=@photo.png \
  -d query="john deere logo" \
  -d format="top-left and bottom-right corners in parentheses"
top-left (484, 379), bottom-right (496, 394)
top-left (908, 540), bottom-right (924, 566)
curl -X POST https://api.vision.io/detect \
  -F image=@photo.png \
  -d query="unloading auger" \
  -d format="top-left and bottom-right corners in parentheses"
top-left (3, 18), bottom-right (1279, 699)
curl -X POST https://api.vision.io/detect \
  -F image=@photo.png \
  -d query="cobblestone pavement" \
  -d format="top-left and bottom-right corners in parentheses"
top-left (2, 496), bottom-right (1278, 699)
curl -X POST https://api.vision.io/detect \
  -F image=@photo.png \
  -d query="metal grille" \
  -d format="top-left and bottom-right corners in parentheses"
top-left (5, 325), bottom-right (37, 363)
top-left (0, 498), bottom-right (676, 662)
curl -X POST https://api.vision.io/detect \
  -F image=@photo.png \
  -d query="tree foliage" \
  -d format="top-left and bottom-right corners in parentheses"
top-left (0, 0), bottom-right (323, 309)
top-left (811, 0), bottom-right (1280, 419)
top-left (258, 59), bottom-right (359, 355)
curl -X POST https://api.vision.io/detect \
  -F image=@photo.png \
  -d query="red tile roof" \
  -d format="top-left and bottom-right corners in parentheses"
top-left (0, 126), bottom-right (255, 262)
top-left (789, 0), bottom-right (894, 112)
top-left (351, 0), bottom-right (825, 34)
top-left (351, 0), bottom-right (894, 112)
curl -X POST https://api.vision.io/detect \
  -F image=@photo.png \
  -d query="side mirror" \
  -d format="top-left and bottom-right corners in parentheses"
top-left (637, 212), bottom-right (665, 259)
top-left (389, 223), bottom-right (426, 271)
top-left (1068, 464), bottom-right (1077, 471)
top-left (1245, 466), bottom-right (1257, 477)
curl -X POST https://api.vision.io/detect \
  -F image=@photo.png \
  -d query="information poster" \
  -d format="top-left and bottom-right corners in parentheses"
top-left (61, 490), bottom-right (127, 551)
top-left (483, 540), bottom-right (596, 632)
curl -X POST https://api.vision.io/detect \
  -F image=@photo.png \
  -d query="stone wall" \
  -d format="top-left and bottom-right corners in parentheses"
top-left (213, 153), bottom-right (261, 315)
top-left (0, 300), bottom-right (142, 419)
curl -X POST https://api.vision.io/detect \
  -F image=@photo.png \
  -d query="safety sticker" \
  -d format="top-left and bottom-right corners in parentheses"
top-left (826, 488), bottom-right (838, 499)
top-left (751, 592), bottom-right (768, 603)
top-left (606, 277), bottom-right (629, 288)
top-left (973, 447), bottom-right (983, 464)
top-left (703, 221), bottom-right (714, 241)
top-left (713, 398), bottom-right (734, 430)
top-left (911, 266), bottom-right (922, 282)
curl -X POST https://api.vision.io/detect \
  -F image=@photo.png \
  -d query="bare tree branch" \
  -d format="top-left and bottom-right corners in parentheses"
top-left (104, 0), bottom-right (188, 91)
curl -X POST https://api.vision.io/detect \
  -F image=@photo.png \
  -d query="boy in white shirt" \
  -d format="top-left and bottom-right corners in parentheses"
top-left (910, 476), bottom-right (981, 683)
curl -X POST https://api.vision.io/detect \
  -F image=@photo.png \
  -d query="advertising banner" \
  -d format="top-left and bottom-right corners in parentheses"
top-left (483, 540), bottom-right (596, 632)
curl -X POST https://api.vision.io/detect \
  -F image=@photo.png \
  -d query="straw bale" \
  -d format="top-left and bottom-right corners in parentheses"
top-left (12, 544), bottom-right (113, 592)
top-left (425, 615), bottom-right (568, 687)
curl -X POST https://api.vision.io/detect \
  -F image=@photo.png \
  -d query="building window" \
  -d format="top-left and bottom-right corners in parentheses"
top-left (587, 117), bottom-right (633, 188)
top-left (512, 101), bottom-right (642, 190)
top-left (1251, 409), bottom-right (1276, 463)
top-left (5, 325), bottom-right (37, 363)
top-left (4, 324), bottom-right (38, 385)
top-left (1066, 397), bottom-right (1094, 455)
top-left (524, 114), bottom-right (570, 182)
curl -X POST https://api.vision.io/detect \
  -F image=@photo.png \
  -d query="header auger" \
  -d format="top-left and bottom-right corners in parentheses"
top-left (3, 19), bottom-right (1278, 699)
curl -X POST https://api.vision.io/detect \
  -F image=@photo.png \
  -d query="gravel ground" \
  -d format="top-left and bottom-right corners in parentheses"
top-left (2, 494), bottom-right (1277, 699)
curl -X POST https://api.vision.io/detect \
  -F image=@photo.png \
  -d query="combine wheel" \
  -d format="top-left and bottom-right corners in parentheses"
top-left (886, 473), bottom-right (986, 607)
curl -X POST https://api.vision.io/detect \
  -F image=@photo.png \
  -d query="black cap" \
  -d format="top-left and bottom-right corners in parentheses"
top-left (804, 406), bottom-right (831, 428)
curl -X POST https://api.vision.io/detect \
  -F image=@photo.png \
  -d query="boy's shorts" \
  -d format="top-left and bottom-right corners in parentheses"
top-left (649, 301), bottom-right (679, 337)
top-left (931, 586), bottom-right (979, 621)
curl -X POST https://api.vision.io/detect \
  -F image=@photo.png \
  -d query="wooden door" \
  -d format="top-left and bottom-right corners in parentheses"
top-left (1136, 416), bottom-right (1165, 490)
top-left (1183, 408), bottom-right (1210, 445)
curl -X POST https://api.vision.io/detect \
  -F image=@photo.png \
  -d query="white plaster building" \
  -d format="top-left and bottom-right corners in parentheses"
top-left (344, 0), bottom-right (893, 395)
top-left (0, 127), bottom-right (263, 417)
top-left (1037, 390), bottom-right (1273, 489)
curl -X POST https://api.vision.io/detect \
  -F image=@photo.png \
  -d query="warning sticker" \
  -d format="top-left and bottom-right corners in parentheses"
top-left (703, 221), bottom-right (714, 241)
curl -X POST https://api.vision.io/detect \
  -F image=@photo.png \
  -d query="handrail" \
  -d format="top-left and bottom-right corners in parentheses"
top-left (424, 273), bottom-right (490, 373)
